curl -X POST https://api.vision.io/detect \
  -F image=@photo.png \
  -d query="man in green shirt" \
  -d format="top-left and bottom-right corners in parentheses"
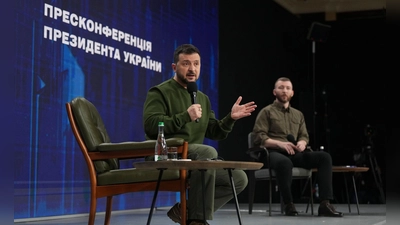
top-left (143, 44), bottom-right (257, 225)
top-left (252, 77), bottom-right (343, 217)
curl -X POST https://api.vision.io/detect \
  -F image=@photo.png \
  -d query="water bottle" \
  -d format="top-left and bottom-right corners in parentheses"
top-left (155, 122), bottom-right (167, 161)
top-left (315, 184), bottom-right (319, 198)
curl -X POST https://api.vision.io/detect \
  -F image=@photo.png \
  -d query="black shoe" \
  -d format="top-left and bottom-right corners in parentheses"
top-left (167, 203), bottom-right (182, 223)
top-left (318, 202), bottom-right (344, 217)
top-left (284, 203), bottom-right (298, 216)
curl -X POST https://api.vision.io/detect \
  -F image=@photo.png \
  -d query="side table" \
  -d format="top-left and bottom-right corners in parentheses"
top-left (308, 166), bottom-right (369, 215)
top-left (134, 160), bottom-right (263, 225)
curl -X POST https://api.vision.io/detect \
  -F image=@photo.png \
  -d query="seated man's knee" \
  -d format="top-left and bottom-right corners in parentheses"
top-left (188, 144), bottom-right (218, 159)
top-left (234, 170), bottom-right (248, 193)
top-left (204, 146), bottom-right (218, 158)
top-left (320, 151), bottom-right (332, 164)
top-left (269, 153), bottom-right (293, 169)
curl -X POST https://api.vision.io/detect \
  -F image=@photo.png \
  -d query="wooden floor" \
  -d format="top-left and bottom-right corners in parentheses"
top-left (15, 203), bottom-right (386, 225)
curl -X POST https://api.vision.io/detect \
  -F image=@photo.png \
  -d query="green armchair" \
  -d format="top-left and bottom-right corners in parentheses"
top-left (66, 97), bottom-right (188, 225)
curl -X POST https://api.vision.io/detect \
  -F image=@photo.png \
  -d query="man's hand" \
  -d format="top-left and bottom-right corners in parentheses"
top-left (187, 104), bottom-right (202, 121)
top-left (230, 96), bottom-right (257, 120)
top-left (271, 140), bottom-right (308, 155)
top-left (277, 142), bottom-right (297, 155)
top-left (295, 140), bottom-right (307, 152)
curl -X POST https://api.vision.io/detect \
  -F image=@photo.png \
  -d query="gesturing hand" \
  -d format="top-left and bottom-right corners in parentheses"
top-left (230, 96), bottom-right (257, 120)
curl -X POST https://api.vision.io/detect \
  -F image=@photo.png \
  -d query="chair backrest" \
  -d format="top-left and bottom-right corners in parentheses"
top-left (248, 132), bottom-right (255, 148)
top-left (69, 97), bottom-right (118, 173)
top-left (70, 97), bottom-right (110, 151)
top-left (66, 97), bottom-right (190, 225)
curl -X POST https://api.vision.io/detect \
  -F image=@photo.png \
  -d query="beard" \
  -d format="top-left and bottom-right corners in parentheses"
top-left (276, 94), bottom-right (292, 103)
top-left (176, 71), bottom-right (196, 84)
top-left (175, 71), bottom-right (189, 84)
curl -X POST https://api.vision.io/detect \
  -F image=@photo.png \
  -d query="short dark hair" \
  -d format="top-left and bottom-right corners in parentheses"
top-left (173, 44), bottom-right (201, 63)
top-left (274, 77), bottom-right (292, 88)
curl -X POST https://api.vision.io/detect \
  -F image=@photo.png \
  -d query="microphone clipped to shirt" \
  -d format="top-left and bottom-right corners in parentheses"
top-left (187, 82), bottom-right (199, 123)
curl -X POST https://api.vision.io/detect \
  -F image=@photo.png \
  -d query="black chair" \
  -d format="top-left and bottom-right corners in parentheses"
top-left (246, 132), bottom-right (314, 216)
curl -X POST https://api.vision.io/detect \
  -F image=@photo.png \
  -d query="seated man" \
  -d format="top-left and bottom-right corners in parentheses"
top-left (143, 44), bottom-right (257, 225)
top-left (252, 77), bottom-right (343, 217)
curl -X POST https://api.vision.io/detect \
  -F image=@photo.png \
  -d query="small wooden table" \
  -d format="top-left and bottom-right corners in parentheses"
top-left (311, 166), bottom-right (369, 214)
top-left (134, 160), bottom-right (263, 225)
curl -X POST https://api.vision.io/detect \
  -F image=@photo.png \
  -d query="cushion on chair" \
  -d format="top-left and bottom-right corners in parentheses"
top-left (71, 97), bottom-right (111, 151)
top-left (97, 138), bottom-right (185, 152)
top-left (97, 168), bottom-right (180, 185)
top-left (254, 167), bottom-right (311, 179)
top-left (71, 98), bottom-right (119, 173)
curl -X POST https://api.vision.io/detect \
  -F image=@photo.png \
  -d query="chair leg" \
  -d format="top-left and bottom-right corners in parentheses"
top-left (309, 177), bottom-right (314, 215)
top-left (180, 188), bottom-right (187, 225)
top-left (306, 175), bottom-right (316, 214)
top-left (268, 179), bottom-right (272, 216)
top-left (88, 194), bottom-right (97, 225)
top-left (104, 196), bottom-right (113, 225)
top-left (248, 171), bottom-right (256, 214)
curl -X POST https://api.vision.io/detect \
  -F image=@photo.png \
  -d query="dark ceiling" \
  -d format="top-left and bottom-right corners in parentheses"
top-left (274, 0), bottom-right (386, 21)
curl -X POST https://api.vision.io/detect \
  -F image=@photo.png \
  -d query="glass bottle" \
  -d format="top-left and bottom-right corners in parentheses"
top-left (155, 122), bottom-right (167, 161)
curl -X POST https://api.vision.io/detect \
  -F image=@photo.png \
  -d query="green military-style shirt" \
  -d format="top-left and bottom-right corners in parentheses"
top-left (252, 100), bottom-right (309, 147)
top-left (143, 78), bottom-right (236, 144)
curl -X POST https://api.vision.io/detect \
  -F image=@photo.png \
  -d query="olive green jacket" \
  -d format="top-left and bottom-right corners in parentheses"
top-left (253, 100), bottom-right (309, 147)
top-left (143, 78), bottom-right (236, 144)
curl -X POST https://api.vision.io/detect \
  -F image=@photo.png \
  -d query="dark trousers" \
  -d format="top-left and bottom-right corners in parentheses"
top-left (262, 150), bottom-right (333, 204)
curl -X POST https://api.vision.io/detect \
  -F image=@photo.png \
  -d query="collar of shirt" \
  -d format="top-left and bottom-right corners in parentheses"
top-left (272, 100), bottom-right (290, 113)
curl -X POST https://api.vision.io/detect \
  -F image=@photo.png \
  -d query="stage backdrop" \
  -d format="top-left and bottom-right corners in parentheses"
top-left (15, 0), bottom-right (219, 219)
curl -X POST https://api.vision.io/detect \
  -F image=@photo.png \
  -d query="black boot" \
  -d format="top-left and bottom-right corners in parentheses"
top-left (318, 200), bottom-right (344, 217)
top-left (284, 203), bottom-right (298, 216)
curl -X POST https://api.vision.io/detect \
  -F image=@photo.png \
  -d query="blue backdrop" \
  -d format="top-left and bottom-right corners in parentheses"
top-left (15, 0), bottom-right (219, 219)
